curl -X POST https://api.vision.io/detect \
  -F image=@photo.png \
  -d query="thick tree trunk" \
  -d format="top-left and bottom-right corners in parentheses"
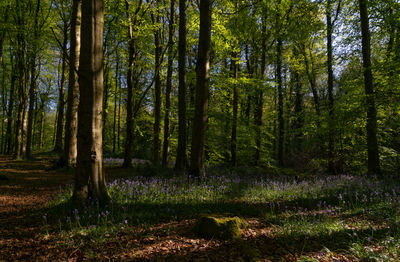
top-left (359, 0), bottom-right (380, 175)
top-left (54, 22), bottom-right (68, 153)
top-left (326, 0), bottom-right (335, 173)
top-left (162, 0), bottom-right (175, 168)
top-left (190, 0), bottom-right (212, 177)
top-left (175, 0), bottom-right (188, 172)
top-left (63, 0), bottom-right (81, 167)
top-left (73, 0), bottom-right (108, 203)
top-left (153, 14), bottom-right (162, 165)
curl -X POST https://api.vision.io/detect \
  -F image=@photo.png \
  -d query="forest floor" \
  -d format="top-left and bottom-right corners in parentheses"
top-left (0, 154), bottom-right (398, 261)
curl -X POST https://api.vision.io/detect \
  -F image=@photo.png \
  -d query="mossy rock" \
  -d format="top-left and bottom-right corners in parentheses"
top-left (193, 215), bottom-right (248, 240)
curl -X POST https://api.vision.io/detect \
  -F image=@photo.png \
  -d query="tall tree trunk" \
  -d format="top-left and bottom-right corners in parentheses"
top-left (6, 66), bottom-right (16, 154)
top-left (276, 37), bottom-right (284, 166)
top-left (254, 23), bottom-right (266, 165)
top-left (162, 0), bottom-right (175, 168)
top-left (122, 0), bottom-right (138, 168)
top-left (73, 0), bottom-right (108, 203)
top-left (54, 22), bottom-right (68, 153)
top-left (231, 53), bottom-right (239, 167)
top-left (113, 47), bottom-right (120, 154)
top-left (153, 13), bottom-right (162, 165)
top-left (293, 68), bottom-right (303, 151)
top-left (63, 0), bottom-right (81, 167)
top-left (26, 0), bottom-right (41, 158)
top-left (359, 0), bottom-right (380, 175)
top-left (14, 0), bottom-right (27, 159)
top-left (175, 0), bottom-right (188, 172)
top-left (190, 0), bottom-right (212, 177)
top-left (326, 0), bottom-right (335, 173)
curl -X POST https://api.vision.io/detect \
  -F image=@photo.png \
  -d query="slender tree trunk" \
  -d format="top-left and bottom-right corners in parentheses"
top-left (26, 0), bottom-right (41, 158)
top-left (54, 22), bottom-right (68, 153)
top-left (14, 0), bottom-right (27, 159)
top-left (123, 0), bottom-right (136, 168)
top-left (6, 68), bottom-right (16, 154)
top-left (276, 37), bottom-right (284, 166)
top-left (73, 0), bottom-right (108, 203)
top-left (359, 0), bottom-right (380, 175)
top-left (293, 69), bottom-right (303, 151)
top-left (190, 0), bottom-right (212, 177)
top-left (63, 0), bottom-right (81, 167)
top-left (103, 57), bottom-right (110, 146)
top-left (231, 53), bottom-right (239, 167)
top-left (162, 0), bottom-right (175, 168)
top-left (39, 109), bottom-right (45, 149)
top-left (113, 48), bottom-right (120, 154)
top-left (254, 23), bottom-right (266, 165)
top-left (327, 0), bottom-right (335, 173)
top-left (153, 13), bottom-right (162, 165)
top-left (117, 80), bottom-right (122, 152)
top-left (175, 0), bottom-right (188, 172)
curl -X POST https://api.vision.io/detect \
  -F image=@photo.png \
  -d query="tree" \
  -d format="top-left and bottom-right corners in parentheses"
top-left (358, 0), bottom-right (380, 175)
top-left (190, 0), bottom-right (212, 177)
top-left (175, 0), bottom-right (188, 172)
top-left (73, 0), bottom-right (108, 203)
top-left (63, 0), bottom-right (81, 167)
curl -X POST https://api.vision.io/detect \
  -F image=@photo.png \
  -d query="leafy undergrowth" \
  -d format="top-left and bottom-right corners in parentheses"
top-left (1, 156), bottom-right (400, 261)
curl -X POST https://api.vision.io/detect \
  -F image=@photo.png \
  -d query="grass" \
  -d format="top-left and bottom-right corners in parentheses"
top-left (43, 167), bottom-right (400, 260)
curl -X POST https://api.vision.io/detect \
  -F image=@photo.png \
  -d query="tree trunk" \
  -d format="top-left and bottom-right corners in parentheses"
top-left (153, 13), bottom-right (162, 165)
top-left (190, 0), bottom-right (212, 177)
top-left (175, 0), bottom-right (188, 172)
top-left (276, 37), bottom-right (284, 166)
top-left (113, 47), bottom-right (120, 154)
top-left (26, 0), bottom-right (41, 158)
top-left (359, 0), bottom-right (380, 175)
top-left (254, 23), bottom-right (266, 165)
top-left (162, 0), bottom-right (175, 168)
top-left (6, 66), bottom-right (16, 154)
top-left (122, 0), bottom-right (137, 168)
top-left (63, 0), bottom-right (81, 167)
top-left (231, 53), bottom-right (239, 167)
top-left (14, 0), bottom-right (27, 159)
top-left (326, 0), bottom-right (335, 173)
top-left (73, 0), bottom-right (109, 203)
top-left (54, 22), bottom-right (68, 153)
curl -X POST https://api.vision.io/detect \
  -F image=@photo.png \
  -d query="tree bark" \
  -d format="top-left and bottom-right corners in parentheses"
top-left (231, 53), bottom-right (239, 167)
top-left (359, 0), bottom-right (380, 175)
top-left (162, 0), bottom-right (175, 168)
top-left (326, 0), bottom-right (335, 173)
top-left (122, 0), bottom-right (139, 168)
top-left (152, 11), bottom-right (162, 165)
top-left (26, 0), bottom-right (41, 158)
top-left (63, 0), bottom-right (81, 167)
top-left (175, 0), bottom-right (188, 172)
top-left (276, 37), bottom-right (284, 166)
top-left (190, 0), bottom-right (212, 177)
top-left (73, 0), bottom-right (109, 203)
top-left (113, 47), bottom-right (120, 154)
top-left (54, 22), bottom-right (68, 153)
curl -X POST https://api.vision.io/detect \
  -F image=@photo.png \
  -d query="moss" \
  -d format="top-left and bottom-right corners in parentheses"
top-left (193, 215), bottom-right (248, 240)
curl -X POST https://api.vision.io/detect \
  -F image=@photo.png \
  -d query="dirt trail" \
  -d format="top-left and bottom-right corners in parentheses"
top-left (0, 155), bottom-right (74, 260)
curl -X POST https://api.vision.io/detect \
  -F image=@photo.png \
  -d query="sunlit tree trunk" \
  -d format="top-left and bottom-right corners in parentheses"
top-left (63, 0), bottom-right (81, 167)
top-left (276, 37), bottom-right (284, 166)
top-left (190, 0), bottom-right (212, 177)
top-left (231, 53), bottom-right (239, 167)
top-left (73, 0), bottom-right (108, 203)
